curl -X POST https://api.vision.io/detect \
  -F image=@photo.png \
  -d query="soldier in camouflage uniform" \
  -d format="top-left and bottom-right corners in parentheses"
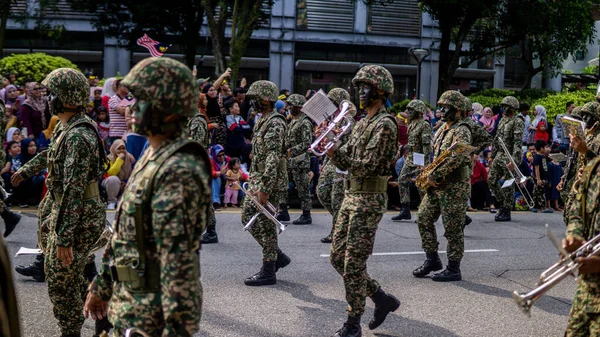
top-left (317, 88), bottom-right (356, 243)
top-left (558, 106), bottom-right (583, 225)
top-left (487, 96), bottom-right (524, 221)
top-left (414, 90), bottom-right (472, 283)
top-left (277, 93), bottom-right (314, 225)
top-left (327, 65), bottom-right (400, 337)
top-left (11, 68), bottom-right (106, 337)
top-left (0, 80), bottom-right (21, 238)
top-left (392, 100), bottom-right (431, 222)
top-left (563, 156), bottom-right (600, 336)
top-left (189, 109), bottom-right (219, 244)
top-left (0, 236), bottom-right (21, 337)
top-left (84, 58), bottom-right (210, 336)
top-left (241, 80), bottom-right (291, 286)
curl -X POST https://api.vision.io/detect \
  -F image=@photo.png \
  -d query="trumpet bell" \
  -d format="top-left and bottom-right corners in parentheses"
top-left (512, 291), bottom-right (532, 316)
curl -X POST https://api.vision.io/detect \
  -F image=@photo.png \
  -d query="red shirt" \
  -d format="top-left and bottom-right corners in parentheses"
top-left (471, 160), bottom-right (488, 185)
top-left (398, 124), bottom-right (408, 146)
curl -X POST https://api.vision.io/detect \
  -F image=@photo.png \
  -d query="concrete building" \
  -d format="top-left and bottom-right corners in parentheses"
top-left (4, 0), bottom-right (561, 103)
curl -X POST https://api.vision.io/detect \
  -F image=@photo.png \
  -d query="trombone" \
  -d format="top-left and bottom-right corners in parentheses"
top-left (310, 102), bottom-right (352, 156)
top-left (512, 225), bottom-right (600, 315)
top-left (238, 182), bottom-right (286, 234)
top-left (497, 137), bottom-right (534, 209)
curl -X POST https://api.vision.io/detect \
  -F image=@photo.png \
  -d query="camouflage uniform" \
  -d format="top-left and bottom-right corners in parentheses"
top-left (395, 100), bottom-right (431, 220)
top-left (16, 68), bottom-right (106, 336)
top-left (240, 81), bottom-right (289, 286)
top-left (329, 66), bottom-right (400, 335)
top-left (561, 107), bottom-right (583, 224)
top-left (0, 236), bottom-right (21, 337)
top-left (488, 96), bottom-right (524, 219)
top-left (317, 88), bottom-right (356, 241)
top-left (564, 157), bottom-right (600, 337)
top-left (415, 91), bottom-right (472, 282)
top-left (188, 112), bottom-right (218, 243)
top-left (282, 94), bottom-right (313, 218)
top-left (90, 58), bottom-right (210, 336)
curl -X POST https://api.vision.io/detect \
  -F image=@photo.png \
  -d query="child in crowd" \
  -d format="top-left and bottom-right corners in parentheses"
top-left (223, 157), bottom-right (243, 208)
top-left (4, 104), bottom-right (17, 132)
top-left (85, 101), bottom-right (96, 120)
top-left (547, 149), bottom-right (563, 212)
top-left (531, 140), bottom-right (553, 213)
top-left (18, 138), bottom-right (45, 205)
top-left (93, 88), bottom-right (103, 109)
top-left (96, 106), bottom-right (110, 150)
top-left (224, 99), bottom-right (251, 158)
top-left (1, 141), bottom-right (25, 207)
top-left (534, 121), bottom-right (549, 143)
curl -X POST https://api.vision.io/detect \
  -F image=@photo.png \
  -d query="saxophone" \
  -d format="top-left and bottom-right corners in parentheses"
top-left (415, 142), bottom-right (475, 190)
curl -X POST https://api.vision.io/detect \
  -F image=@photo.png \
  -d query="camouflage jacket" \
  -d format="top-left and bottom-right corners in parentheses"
top-left (464, 117), bottom-right (493, 154)
top-left (93, 136), bottom-right (210, 335)
top-left (491, 114), bottom-right (524, 164)
top-left (188, 112), bottom-right (210, 149)
top-left (566, 157), bottom-right (600, 311)
top-left (287, 113), bottom-right (313, 169)
top-left (406, 118), bottom-right (432, 166)
top-left (19, 114), bottom-right (105, 247)
top-left (250, 110), bottom-right (288, 195)
top-left (429, 119), bottom-right (473, 183)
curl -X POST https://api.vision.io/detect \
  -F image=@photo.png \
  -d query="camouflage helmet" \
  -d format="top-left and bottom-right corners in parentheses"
top-left (500, 96), bottom-right (519, 110)
top-left (287, 94), bottom-right (306, 108)
top-left (571, 106), bottom-right (583, 119)
top-left (246, 80), bottom-right (278, 102)
top-left (437, 90), bottom-right (464, 110)
top-left (582, 101), bottom-right (600, 119)
top-left (121, 57), bottom-right (198, 118)
top-left (42, 68), bottom-right (89, 108)
top-left (327, 88), bottom-right (351, 106)
top-left (406, 100), bottom-right (427, 116)
top-left (352, 65), bottom-right (394, 96)
top-left (462, 96), bottom-right (473, 113)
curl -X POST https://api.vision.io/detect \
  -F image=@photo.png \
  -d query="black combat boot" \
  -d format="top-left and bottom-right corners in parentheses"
top-left (391, 204), bottom-right (411, 221)
top-left (276, 204), bottom-right (290, 222)
top-left (463, 215), bottom-right (473, 229)
top-left (321, 235), bottom-right (333, 243)
top-left (413, 252), bottom-right (443, 278)
top-left (431, 260), bottom-right (462, 282)
top-left (15, 253), bottom-right (45, 282)
top-left (293, 210), bottom-right (312, 225)
top-left (93, 316), bottom-right (113, 337)
top-left (201, 225), bottom-right (218, 244)
top-left (368, 288), bottom-right (400, 330)
top-left (244, 261), bottom-right (276, 286)
top-left (276, 248), bottom-right (291, 272)
top-left (495, 208), bottom-right (511, 222)
top-left (2, 208), bottom-right (21, 238)
top-left (334, 315), bottom-right (362, 337)
top-left (494, 207), bottom-right (504, 220)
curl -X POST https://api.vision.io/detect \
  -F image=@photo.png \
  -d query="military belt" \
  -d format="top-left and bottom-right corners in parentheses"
top-left (52, 182), bottom-right (100, 204)
top-left (345, 176), bottom-right (388, 194)
top-left (256, 158), bottom-right (287, 172)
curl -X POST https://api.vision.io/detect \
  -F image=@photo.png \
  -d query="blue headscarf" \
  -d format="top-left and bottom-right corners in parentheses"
top-left (18, 138), bottom-right (37, 165)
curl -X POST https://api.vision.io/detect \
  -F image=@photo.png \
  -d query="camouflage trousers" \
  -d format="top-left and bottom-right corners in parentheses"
top-left (317, 162), bottom-right (346, 238)
top-left (562, 181), bottom-right (576, 226)
top-left (45, 203), bottom-right (104, 335)
top-left (488, 157), bottom-right (514, 210)
top-left (330, 194), bottom-right (385, 318)
top-left (242, 191), bottom-right (284, 262)
top-left (416, 181), bottom-right (470, 262)
top-left (208, 203), bottom-right (216, 229)
top-left (283, 166), bottom-right (312, 211)
top-left (398, 162), bottom-right (422, 205)
top-left (565, 278), bottom-right (600, 337)
top-left (532, 180), bottom-right (548, 209)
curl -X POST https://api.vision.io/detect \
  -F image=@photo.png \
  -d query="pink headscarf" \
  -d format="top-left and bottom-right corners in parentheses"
top-left (479, 107), bottom-right (494, 128)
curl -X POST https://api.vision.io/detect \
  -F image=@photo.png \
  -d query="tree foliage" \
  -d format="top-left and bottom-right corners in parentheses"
top-left (0, 53), bottom-right (79, 83)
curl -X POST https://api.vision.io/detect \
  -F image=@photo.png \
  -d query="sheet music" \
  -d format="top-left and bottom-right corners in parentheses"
top-left (413, 153), bottom-right (425, 166)
top-left (301, 89), bottom-right (338, 125)
top-left (502, 178), bottom-right (515, 189)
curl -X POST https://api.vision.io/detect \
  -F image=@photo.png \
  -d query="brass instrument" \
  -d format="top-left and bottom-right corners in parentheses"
top-left (238, 182), bottom-right (286, 234)
top-left (0, 183), bottom-right (11, 201)
top-left (310, 102), bottom-right (352, 156)
top-left (89, 220), bottom-right (113, 254)
top-left (497, 137), bottom-right (534, 209)
top-left (124, 328), bottom-right (152, 337)
top-left (415, 142), bottom-right (474, 190)
top-left (512, 225), bottom-right (600, 315)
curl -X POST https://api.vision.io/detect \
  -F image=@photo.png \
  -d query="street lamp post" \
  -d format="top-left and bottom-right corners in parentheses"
top-left (409, 47), bottom-right (431, 100)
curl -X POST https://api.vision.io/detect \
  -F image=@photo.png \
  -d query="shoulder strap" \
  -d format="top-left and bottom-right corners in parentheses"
top-left (54, 118), bottom-right (108, 176)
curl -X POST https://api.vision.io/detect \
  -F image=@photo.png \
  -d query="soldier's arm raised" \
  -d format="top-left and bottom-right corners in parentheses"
top-left (428, 125), bottom-right (472, 181)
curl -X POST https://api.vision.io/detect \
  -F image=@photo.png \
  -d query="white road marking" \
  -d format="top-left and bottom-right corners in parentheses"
top-left (319, 249), bottom-right (498, 258)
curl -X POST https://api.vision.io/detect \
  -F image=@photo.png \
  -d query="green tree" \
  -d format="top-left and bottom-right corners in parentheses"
top-left (68, 0), bottom-right (205, 68)
top-left (0, 53), bottom-right (79, 83)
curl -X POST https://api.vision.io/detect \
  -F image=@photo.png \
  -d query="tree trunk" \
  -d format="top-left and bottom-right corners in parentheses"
top-left (228, 0), bottom-right (262, 85)
top-left (181, 6), bottom-right (204, 69)
top-left (203, 0), bottom-right (229, 76)
top-left (437, 21), bottom-right (453, 98)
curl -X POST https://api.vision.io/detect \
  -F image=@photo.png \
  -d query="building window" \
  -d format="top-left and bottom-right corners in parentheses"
top-left (575, 50), bottom-right (585, 61)
top-left (296, 0), bottom-right (354, 32)
top-left (367, 0), bottom-right (421, 36)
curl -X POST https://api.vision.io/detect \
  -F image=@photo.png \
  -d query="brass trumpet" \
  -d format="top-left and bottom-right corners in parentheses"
top-left (512, 224), bottom-right (600, 315)
top-left (0, 183), bottom-right (11, 201)
top-left (239, 182), bottom-right (286, 234)
top-left (124, 328), bottom-right (151, 337)
top-left (310, 102), bottom-right (352, 156)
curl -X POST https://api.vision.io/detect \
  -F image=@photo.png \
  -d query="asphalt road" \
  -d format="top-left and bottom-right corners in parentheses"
top-left (4, 208), bottom-right (574, 337)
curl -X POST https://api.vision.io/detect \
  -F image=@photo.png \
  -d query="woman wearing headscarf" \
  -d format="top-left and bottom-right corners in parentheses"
top-left (38, 115), bottom-right (59, 151)
top-left (2, 85), bottom-right (17, 111)
top-left (472, 102), bottom-right (483, 120)
top-left (19, 82), bottom-right (50, 141)
top-left (102, 139), bottom-right (135, 210)
top-left (210, 144), bottom-right (230, 210)
top-left (5, 127), bottom-right (22, 149)
top-left (479, 107), bottom-right (495, 133)
top-left (527, 105), bottom-right (547, 144)
top-left (17, 138), bottom-right (45, 205)
top-left (203, 83), bottom-right (228, 147)
top-left (101, 77), bottom-right (117, 111)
